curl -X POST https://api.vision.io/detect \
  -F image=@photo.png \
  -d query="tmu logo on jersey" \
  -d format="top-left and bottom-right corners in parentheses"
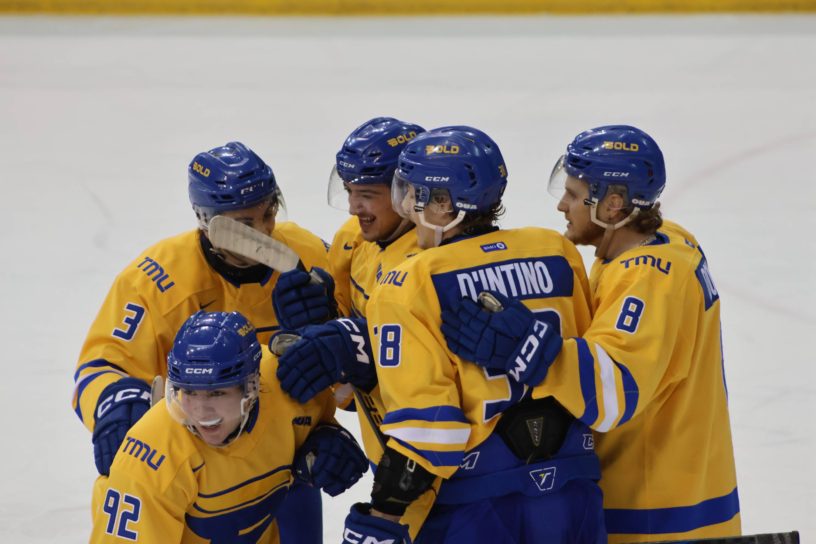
top-left (529, 466), bottom-right (557, 492)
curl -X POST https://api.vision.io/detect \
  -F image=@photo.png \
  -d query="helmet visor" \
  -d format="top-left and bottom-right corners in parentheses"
top-left (327, 165), bottom-right (349, 210)
top-left (547, 155), bottom-right (570, 201)
top-left (165, 375), bottom-right (259, 445)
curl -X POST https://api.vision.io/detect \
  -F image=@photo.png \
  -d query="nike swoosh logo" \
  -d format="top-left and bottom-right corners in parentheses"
top-left (199, 300), bottom-right (216, 310)
top-left (343, 243), bottom-right (353, 250)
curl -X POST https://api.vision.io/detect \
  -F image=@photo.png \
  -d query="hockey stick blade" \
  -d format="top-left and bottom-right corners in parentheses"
top-left (208, 216), bottom-right (301, 272)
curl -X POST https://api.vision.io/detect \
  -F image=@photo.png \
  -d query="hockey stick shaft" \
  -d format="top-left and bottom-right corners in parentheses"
top-left (638, 531), bottom-right (799, 544)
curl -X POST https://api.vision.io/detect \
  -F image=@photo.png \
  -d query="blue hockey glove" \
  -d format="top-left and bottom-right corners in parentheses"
top-left (92, 377), bottom-right (151, 475)
top-left (273, 267), bottom-right (338, 330)
top-left (276, 318), bottom-right (377, 403)
top-left (342, 503), bottom-right (412, 544)
top-left (440, 292), bottom-right (563, 387)
top-left (294, 424), bottom-right (368, 497)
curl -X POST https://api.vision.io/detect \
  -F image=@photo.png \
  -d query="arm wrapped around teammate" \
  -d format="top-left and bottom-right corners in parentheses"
top-left (276, 318), bottom-right (377, 403)
top-left (92, 377), bottom-right (152, 475)
top-left (441, 291), bottom-right (563, 387)
top-left (272, 267), bottom-right (338, 329)
top-left (293, 424), bottom-right (368, 497)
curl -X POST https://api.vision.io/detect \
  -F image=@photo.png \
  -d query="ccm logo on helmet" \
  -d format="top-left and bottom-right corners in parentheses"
top-left (603, 171), bottom-right (630, 178)
top-left (192, 162), bottom-right (211, 177)
top-left (185, 368), bottom-right (213, 374)
top-left (602, 141), bottom-right (639, 152)
top-left (425, 176), bottom-right (450, 183)
top-left (425, 145), bottom-right (459, 155)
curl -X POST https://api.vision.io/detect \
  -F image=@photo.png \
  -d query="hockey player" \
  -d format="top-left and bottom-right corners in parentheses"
top-left (272, 117), bottom-right (437, 537)
top-left (90, 311), bottom-right (367, 543)
top-left (440, 125), bottom-right (740, 542)
top-left (341, 127), bottom-right (606, 543)
top-left (73, 142), bottom-right (331, 542)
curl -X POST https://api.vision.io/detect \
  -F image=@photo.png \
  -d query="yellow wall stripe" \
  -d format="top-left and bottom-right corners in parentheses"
top-left (2, 0), bottom-right (815, 15)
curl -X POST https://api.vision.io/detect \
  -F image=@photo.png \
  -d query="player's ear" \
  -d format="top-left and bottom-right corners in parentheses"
top-left (602, 192), bottom-right (627, 220)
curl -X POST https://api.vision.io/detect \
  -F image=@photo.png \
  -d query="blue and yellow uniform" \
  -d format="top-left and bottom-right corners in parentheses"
top-left (369, 227), bottom-right (604, 541)
top-left (327, 218), bottom-right (435, 537)
top-left (73, 223), bottom-right (328, 432)
top-left (90, 351), bottom-right (334, 543)
top-left (535, 220), bottom-right (740, 542)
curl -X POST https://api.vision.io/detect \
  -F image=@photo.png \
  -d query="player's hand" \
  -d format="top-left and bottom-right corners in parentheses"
top-left (341, 503), bottom-right (412, 544)
top-left (294, 425), bottom-right (368, 497)
top-left (441, 291), bottom-right (563, 387)
top-left (273, 267), bottom-right (338, 329)
top-left (276, 318), bottom-right (377, 403)
top-left (92, 377), bottom-right (152, 475)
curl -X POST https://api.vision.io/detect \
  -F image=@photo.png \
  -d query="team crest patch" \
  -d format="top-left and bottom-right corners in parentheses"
top-left (480, 242), bottom-right (507, 253)
top-left (529, 467), bottom-right (556, 492)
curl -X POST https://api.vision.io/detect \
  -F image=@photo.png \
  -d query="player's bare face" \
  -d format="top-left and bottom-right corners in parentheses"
top-left (180, 386), bottom-right (245, 446)
top-left (557, 177), bottom-right (603, 246)
top-left (216, 199), bottom-right (279, 266)
top-left (348, 184), bottom-right (403, 242)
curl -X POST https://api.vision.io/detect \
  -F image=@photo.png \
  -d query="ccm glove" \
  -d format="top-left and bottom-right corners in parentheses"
top-left (273, 267), bottom-right (338, 329)
top-left (441, 291), bottom-right (563, 387)
top-left (92, 377), bottom-right (151, 475)
top-left (276, 318), bottom-right (377, 403)
top-left (342, 503), bottom-right (412, 544)
top-left (294, 424), bottom-right (368, 497)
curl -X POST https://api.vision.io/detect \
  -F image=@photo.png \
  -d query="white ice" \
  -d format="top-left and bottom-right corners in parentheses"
top-left (0, 14), bottom-right (813, 542)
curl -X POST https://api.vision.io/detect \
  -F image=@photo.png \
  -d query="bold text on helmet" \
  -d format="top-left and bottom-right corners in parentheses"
top-left (387, 131), bottom-right (418, 148)
top-left (425, 145), bottom-right (459, 155)
top-left (602, 141), bottom-right (639, 152)
top-left (192, 162), bottom-right (211, 177)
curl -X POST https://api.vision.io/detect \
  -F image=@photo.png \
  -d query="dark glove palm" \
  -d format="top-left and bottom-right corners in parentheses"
top-left (273, 267), bottom-right (338, 330)
top-left (294, 425), bottom-right (368, 497)
top-left (92, 377), bottom-right (151, 475)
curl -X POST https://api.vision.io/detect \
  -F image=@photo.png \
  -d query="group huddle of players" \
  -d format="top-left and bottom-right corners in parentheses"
top-left (74, 119), bottom-right (741, 543)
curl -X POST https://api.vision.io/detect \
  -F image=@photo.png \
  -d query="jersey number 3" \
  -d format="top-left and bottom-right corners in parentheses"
top-left (112, 303), bottom-right (145, 341)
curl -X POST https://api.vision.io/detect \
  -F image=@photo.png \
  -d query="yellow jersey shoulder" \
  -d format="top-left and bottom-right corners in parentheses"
top-left (273, 221), bottom-right (330, 269)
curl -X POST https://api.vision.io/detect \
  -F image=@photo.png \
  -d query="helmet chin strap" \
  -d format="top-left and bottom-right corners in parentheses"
top-left (417, 210), bottom-right (467, 247)
top-left (589, 204), bottom-right (640, 259)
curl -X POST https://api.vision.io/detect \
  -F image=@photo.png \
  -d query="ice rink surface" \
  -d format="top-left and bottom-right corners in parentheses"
top-left (0, 13), bottom-right (814, 542)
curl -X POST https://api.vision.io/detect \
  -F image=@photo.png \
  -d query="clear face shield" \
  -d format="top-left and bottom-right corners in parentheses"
top-left (327, 165), bottom-right (351, 210)
top-left (547, 155), bottom-right (576, 203)
top-left (391, 174), bottom-right (466, 247)
top-left (165, 374), bottom-right (260, 447)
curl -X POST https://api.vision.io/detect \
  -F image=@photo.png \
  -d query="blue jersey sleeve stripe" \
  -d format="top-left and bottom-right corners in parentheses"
top-left (383, 406), bottom-right (468, 426)
top-left (349, 276), bottom-right (370, 300)
top-left (197, 465), bottom-right (292, 498)
top-left (73, 369), bottom-right (126, 422)
top-left (615, 361), bottom-right (639, 426)
top-left (605, 486), bottom-right (740, 535)
top-left (73, 359), bottom-right (128, 382)
top-left (575, 338), bottom-right (599, 426)
top-left (392, 437), bottom-right (465, 468)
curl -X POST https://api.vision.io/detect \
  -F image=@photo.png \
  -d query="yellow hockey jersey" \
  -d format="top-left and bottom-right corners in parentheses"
top-left (90, 351), bottom-right (335, 543)
top-left (368, 227), bottom-right (593, 480)
top-left (534, 220), bottom-right (740, 542)
top-left (327, 217), bottom-right (434, 538)
top-left (73, 223), bottom-right (329, 432)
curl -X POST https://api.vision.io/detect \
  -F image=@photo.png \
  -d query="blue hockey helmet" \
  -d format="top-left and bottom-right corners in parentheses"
top-left (392, 126), bottom-right (507, 217)
top-left (550, 125), bottom-right (666, 210)
top-left (188, 141), bottom-right (284, 228)
top-left (328, 117), bottom-right (426, 209)
top-left (166, 311), bottom-right (261, 390)
top-left (165, 311), bottom-right (262, 444)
